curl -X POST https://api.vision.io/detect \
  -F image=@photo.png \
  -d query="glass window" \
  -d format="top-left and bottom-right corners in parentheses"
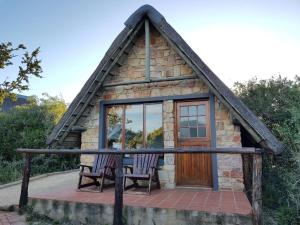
top-left (198, 105), bottom-right (206, 115)
top-left (189, 116), bottom-right (197, 126)
top-left (189, 106), bottom-right (197, 116)
top-left (180, 127), bottom-right (189, 137)
top-left (125, 104), bottom-right (143, 149)
top-left (197, 116), bottom-right (206, 126)
top-left (180, 117), bottom-right (189, 126)
top-left (180, 106), bottom-right (188, 116)
top-left (178, 102), bottom-right (208, 138)
top-left (146, 104), bottom-right (163, 148)
top-left (198, 126), bottom-right (206, 137)
top-left (106, 103), bottom-right (163, 150)
top-left (106, 106), bottom-right (123, 149)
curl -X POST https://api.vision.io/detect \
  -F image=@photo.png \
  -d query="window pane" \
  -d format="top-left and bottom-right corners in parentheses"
top-left (180, 117), bottom-right (189, 126)
top-left (180, 127), bottom-right (189, 137)
top-left (106, 106), bottom-right (123, 149)
top-left (146, 104), bottom-right (163, 148)
top-left (180, 106), bottom-right (188, 116)
top-left (189, 116), bottom-right (197, 126)
top-left (125, 104), bottom-right (143, 149)
top-left (197, 116), bottom-right (206, 125)
top-left (198, 126), bottom-right (206, 137)
top-left (190, 127), bottom-right (197, 137)
top-left (198, 105), bottom-right (206, 115)
top-left (189, 106), bottom-right (197, 116)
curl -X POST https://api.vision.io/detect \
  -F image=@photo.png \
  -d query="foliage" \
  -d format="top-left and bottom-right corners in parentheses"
top-left (0, 94), bottom-right (79, 185)
top-left (0, 94), bottom-right (67, 161)
top-left (0, 42), bottom-right (42, 103)
top-left (234, 76), bottom-right (300, 224)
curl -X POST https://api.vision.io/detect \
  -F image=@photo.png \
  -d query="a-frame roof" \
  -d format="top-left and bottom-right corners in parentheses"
top-left (47, 5), bottom-right (283, 155)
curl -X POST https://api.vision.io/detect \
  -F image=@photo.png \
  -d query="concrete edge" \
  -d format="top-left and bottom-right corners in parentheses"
top-left (0, 169), bottom-right (79, 190)
top-left (28, 197), bottom-right (253, 217)
top-left (28, 198), bottom-right (254, 225)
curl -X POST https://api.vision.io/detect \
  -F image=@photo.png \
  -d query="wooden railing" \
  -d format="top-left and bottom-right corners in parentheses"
top-left (17, 147), bottom-right (263, 225)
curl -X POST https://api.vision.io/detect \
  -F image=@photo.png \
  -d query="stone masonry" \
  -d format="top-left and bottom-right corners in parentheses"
top-left (80, 26), bottom-right (244, 190)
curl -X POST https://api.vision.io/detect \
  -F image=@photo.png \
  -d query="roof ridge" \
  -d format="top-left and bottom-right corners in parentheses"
top-left (125, 4), bottom-right (166, 29)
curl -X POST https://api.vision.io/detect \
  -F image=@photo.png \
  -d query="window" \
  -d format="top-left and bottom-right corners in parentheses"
top-left (106, 103), bottom-right (163, 149)
top-left (179, 104), bottom-right (207, 138)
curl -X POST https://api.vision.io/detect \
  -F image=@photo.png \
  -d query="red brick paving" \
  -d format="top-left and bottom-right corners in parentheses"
top-left (0, 211), bottom-right (26, 225)
top-left (30, 187), bottom-right (252, 215)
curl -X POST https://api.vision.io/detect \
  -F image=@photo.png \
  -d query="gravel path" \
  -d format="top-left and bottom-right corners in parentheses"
top-left (0, 171), bottom-right (78, 209)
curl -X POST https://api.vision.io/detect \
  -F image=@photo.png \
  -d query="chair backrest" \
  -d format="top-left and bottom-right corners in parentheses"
top-left (133, 154), bottom-right (159, 175)
top-left (92, 154), bottom-right (116, 175)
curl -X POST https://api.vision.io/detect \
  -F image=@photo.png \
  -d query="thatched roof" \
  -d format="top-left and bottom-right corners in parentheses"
top-left (47, 5), bottom-right (283, 155)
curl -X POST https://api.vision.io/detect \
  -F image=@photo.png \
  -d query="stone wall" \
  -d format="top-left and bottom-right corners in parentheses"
top-left (79, 25), bottom-right (244, 190)
top-left (80, 103), bottom-right (99, 167)
top-left (215, 99), bottom-right (244, 190)
top-left (160, 100), bottom-right (175, 188)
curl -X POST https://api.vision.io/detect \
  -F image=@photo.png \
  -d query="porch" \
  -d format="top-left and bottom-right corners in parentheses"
top-left (17, 147), bottom-right (261, 225)
top-left (29, 180), bottom-right (253, 225)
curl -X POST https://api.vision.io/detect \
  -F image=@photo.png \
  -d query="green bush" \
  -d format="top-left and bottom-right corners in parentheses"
top-left (234, 76), bottom-right (300, 224)
top-left (0, 94), bottom-right (79, 185)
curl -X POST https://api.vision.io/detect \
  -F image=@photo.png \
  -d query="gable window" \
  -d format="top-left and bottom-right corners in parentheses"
top-left (106, 103), bottom-right (163, 149)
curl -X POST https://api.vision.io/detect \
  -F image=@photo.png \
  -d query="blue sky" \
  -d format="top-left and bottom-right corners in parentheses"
top-left (1, 0), bottom-right (300, 102)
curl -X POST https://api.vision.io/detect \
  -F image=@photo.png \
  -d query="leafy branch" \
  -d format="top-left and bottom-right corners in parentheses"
top-left (0, 42), bottom-right (42, 103)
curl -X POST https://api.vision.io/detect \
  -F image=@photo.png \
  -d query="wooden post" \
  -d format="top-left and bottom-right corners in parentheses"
top-left (145, 18), bottom-right (150, 81)
top-left (252, 153), bottom-right (262, 225)
top-left (19, 153), bottom-right (32, 208)
top-left (113, 154), bottom-right (123, 225)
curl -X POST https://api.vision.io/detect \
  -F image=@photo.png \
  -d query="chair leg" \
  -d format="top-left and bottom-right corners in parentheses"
top-left (148, 176), bottom-right (152, 195)
top-left (123, 176), bottom-right (126, 191)
top-left (99, 176), bottom-right (105, 192)
top-left (155, 170), bottom-right (160, 189)
top-left (77, 175), bottom-right (83, 189)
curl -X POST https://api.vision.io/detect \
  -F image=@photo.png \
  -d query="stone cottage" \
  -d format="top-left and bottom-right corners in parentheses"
top-left (47, 5), bottom-right (282, 192)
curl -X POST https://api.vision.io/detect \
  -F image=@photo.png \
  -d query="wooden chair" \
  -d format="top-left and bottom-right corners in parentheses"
top-left (78, 154), bottom-right (116, 192)
top-left (123, 154), bottom-right (160, 194)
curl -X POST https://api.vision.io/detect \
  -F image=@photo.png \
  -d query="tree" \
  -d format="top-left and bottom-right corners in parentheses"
top-left (0, 42), bottom-right (42, 103)
top-left (0, 94), bottom-right (67, 161)
top-left (234, 76), bottom-right (300, 225)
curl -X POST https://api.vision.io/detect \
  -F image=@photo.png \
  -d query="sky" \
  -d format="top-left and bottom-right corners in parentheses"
top-left (1, 0), bottom-right (300, 103)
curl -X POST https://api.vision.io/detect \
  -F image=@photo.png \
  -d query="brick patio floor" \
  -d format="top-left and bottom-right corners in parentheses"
top-left (30, 187), bottom-right (252, 215)
top-left (0, 211), bottom-right (26, 225)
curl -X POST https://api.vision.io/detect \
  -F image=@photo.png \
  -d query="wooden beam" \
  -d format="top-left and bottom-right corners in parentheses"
top-left (113, 154), bottom-right (124, 225)
top-left (103, 75), bottom-right (197, 87)
top-left (252, 154), bottom-right (262, 225)
top-left (19, 154), bottom-right (31, 208)
top-left (145, 19), bottom-right (150, 81)
top-left (17, 147), bottom-right (260, 155)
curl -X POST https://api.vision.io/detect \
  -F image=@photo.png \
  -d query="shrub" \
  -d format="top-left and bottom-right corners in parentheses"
top-left (234, 76), bottom-right (300, 224)
top-left (0, 94), bottom-right (79, 185)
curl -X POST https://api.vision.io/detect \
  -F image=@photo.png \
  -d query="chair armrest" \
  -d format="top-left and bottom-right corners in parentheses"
top-left (80, 164), bottom-right (93, 169)
top-left (79, 164), bottom-right (93, 172)
top-left (123, 165), bottom-right (133, 174)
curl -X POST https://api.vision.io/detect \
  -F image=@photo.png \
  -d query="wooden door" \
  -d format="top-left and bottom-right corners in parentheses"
top-left (175, 100), bottom-right (212, 187)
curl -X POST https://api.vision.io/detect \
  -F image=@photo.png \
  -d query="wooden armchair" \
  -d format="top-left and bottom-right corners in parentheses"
top-left (78, 154), bottom-right (116, 192)
top-left (123, 154), bottom-right (160, 194)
